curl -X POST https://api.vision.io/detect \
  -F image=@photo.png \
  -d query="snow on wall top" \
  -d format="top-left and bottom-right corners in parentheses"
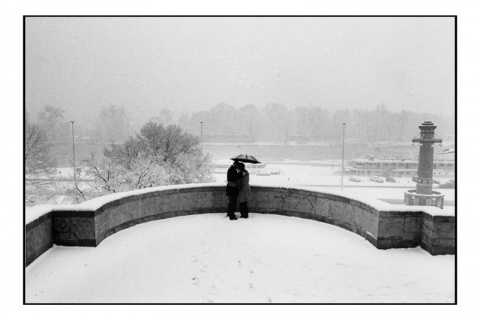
top-left (254, 183), bottom-right (455, 217)
top-left (25, 183), bottom-right (454, 225)
top-left (25, 183), bottom-right (219, 224)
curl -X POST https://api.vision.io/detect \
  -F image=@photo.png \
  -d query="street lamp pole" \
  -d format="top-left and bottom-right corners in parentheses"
top-left (200, 121), bottom-right (203, 151)
top-left (70, 121), bottom-right (76, 183)
top-left (341, 122), bottom-right (346, 191)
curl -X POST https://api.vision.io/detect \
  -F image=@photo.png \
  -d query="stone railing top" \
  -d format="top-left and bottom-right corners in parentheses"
top-left (25, 183), bottom-right (221, 224)
top-left (25, 183), bottom-right (455, 225)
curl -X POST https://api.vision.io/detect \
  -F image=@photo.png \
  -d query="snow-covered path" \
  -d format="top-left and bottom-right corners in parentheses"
top-left (26, 213), bottom-right (454, 303)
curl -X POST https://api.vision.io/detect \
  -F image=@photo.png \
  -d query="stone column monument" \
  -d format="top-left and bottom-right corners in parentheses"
top-left (404, 121), bottom-right (445, 209)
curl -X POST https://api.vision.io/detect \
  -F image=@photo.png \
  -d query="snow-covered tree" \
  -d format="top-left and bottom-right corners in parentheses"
top-left (73, 122), bottom-right (214, 201)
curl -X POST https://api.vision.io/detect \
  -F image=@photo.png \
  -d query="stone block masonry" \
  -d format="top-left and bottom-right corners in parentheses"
top-left (25, 184), bottom-right (455, 266)
top-left (26, 211), bottom-right (53, 266)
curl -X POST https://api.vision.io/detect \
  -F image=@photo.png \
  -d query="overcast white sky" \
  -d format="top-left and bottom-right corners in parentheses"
top-left (25, 17), bottom-right (454, 124)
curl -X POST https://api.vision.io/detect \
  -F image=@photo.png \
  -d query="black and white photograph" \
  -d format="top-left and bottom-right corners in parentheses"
top-left (3, 0), bottom-right (479, 316)
top-left (2, 0), bottom-right (478, 314)
top-left (22, 15), bottom-right (458, 305)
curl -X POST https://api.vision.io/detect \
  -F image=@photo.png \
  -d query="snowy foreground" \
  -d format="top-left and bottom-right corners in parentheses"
top-left (26, 213), bottom-right (454, 303)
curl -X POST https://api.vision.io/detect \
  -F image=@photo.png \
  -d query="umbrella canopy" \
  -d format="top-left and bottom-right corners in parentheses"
top-left (230, 154), bottom-right (261, 164)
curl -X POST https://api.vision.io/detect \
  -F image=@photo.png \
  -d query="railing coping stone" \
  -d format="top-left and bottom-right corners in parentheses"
top-left (25, 183), bottom-right (455, 226)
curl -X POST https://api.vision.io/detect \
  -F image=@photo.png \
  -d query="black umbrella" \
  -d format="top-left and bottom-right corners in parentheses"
top-left (230, 154), bottom-right (261, 164)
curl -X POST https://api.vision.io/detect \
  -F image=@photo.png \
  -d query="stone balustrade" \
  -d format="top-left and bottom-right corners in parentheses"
top-left (26, 184), bottom-right (455, 266)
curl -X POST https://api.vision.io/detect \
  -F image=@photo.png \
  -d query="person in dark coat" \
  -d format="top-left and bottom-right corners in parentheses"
top-left (236, 163), bottom-right (252, 219)
top-left (226, 161), bottom-right (240, 220)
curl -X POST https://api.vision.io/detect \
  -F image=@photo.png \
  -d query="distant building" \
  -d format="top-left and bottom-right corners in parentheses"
top-left (346, 153), bottom-right (454, 177)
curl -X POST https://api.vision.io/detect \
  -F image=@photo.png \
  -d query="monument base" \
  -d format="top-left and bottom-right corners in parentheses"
top-left (404, 190), bottom-right (445, 209)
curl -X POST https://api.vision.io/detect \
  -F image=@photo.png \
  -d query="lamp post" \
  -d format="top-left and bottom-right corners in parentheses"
top-left (341, 122), bottom-right (346, 191)
top-left (200, 121), bottom-right (203, 151)
top-left (70, 121), bottom-right (76, 183)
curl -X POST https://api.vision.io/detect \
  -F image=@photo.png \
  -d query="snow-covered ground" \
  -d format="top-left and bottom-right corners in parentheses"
top-left (26, 161), bottom-right (455, 303)
top-left (26, 213), bottom-right (454, 303)
top-left (214, 163), bottom-right (455, 205)
top-left (30, 163), bottom-right (454, 207)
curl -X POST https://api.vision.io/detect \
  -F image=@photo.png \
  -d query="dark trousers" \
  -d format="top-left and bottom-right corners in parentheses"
top-left (239, 202), bottom-right (248, 218)
top-left (227, 195), bottom-right (237, 217)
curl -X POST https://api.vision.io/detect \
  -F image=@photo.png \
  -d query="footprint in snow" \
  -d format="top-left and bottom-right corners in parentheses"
top-left (403, 282), bottom-right (416, 288)
top-left (209, 285), bottom-right (217, 295)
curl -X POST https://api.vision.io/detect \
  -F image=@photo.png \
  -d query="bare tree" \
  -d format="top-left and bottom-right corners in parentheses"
top-left (25, 121), bottom-right (55, 176)
top-left (25, 120), bottom-right (58, 205)
top-left (81, 152), bottom-right (170, 196)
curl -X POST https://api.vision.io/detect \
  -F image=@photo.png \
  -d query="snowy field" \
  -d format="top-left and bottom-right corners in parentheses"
top-left (214, 163), bottom-right (455, 205)
top-left (43, 163), bottom-right (454, 207)
top-left (26, 161), bottom-right (455, 303)
top-left (26, 213), bottom-right (454, 303)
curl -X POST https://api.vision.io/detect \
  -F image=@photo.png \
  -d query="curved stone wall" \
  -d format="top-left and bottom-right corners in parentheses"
top-left (25, 184), bottom-right (455, 266)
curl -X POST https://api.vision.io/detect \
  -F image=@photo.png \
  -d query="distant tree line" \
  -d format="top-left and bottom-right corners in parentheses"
top-left (178, 103), bottom-right (454, 144)
top-left (28, 103), bottom-right (454, 146)
top-left (29, 105), bottom-right (177, 144)
top-left (31, 105), bottom-right (134, 144)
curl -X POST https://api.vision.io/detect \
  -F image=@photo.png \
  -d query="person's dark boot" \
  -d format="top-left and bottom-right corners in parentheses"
top-left (229, 215), bottom-right (237, 220)
top-left (239, 202), bottom-right (248, 218)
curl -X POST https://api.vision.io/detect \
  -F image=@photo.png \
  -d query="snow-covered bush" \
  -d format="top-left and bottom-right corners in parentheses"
top-left (67, 122), bottom-right (214, 202)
